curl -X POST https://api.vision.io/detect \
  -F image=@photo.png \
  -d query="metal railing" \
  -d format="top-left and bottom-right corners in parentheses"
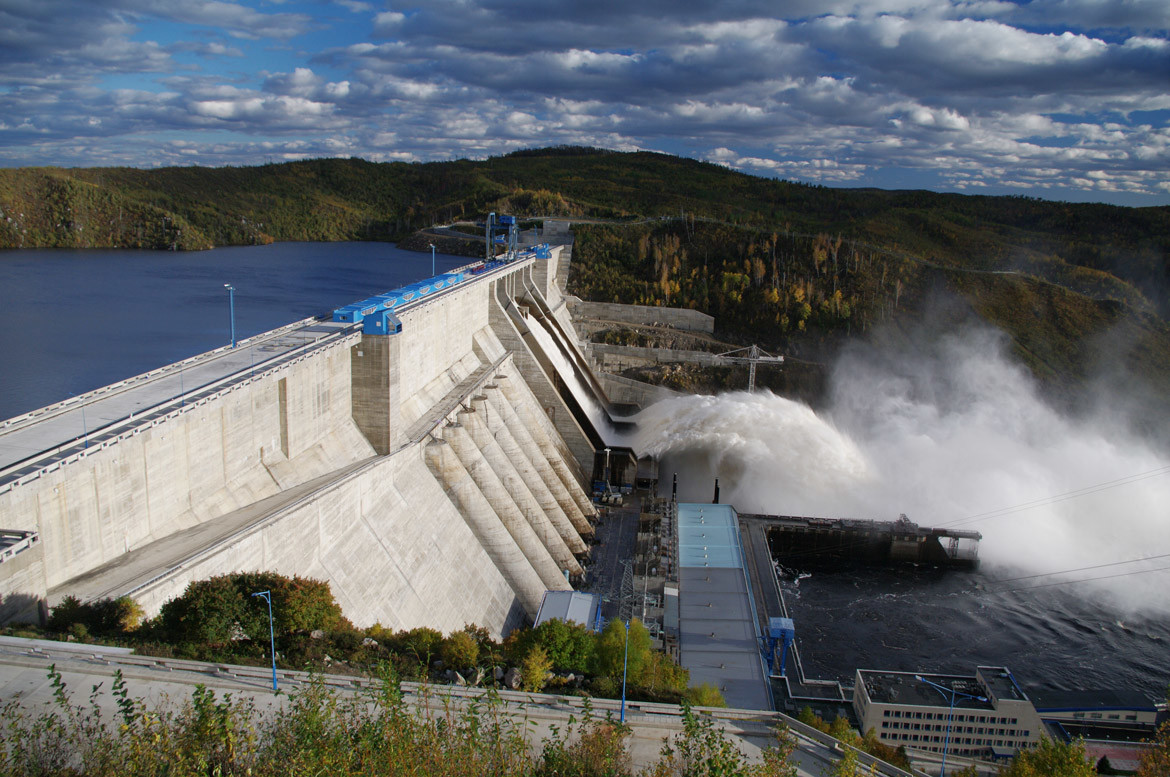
top-left (0, 326), bottom-right (361, 495)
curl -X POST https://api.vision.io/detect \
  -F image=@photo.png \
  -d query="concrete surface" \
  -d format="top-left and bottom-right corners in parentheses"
top-left (2, 250), bottom-right (604, 641)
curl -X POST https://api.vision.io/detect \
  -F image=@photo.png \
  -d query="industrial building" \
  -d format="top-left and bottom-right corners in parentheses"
top-left (673, 503), bottom-right (771, 710)
top-left (852, 666), bottom-right (1046, 759)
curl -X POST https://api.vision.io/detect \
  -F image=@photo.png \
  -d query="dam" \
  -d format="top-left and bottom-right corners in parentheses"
top-left (0, 236), bottom-right (614, 638)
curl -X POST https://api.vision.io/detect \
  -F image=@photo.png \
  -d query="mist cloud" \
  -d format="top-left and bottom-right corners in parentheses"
top-left (631, 325), bottom-right (1170, 615)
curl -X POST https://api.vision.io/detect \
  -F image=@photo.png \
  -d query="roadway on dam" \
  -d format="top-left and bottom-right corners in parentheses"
top-left (0, 319), bottom-right (359, 485)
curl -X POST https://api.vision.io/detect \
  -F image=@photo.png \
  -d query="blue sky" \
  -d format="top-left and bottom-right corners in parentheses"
top-left (1, 0), bottom-right (1167, 206)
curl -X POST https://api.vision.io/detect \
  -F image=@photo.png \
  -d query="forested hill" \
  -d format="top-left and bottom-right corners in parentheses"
top-left (1, 147), bottom-right (1167, 406)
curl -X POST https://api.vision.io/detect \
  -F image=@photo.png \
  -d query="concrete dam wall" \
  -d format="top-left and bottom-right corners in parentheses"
top-left (0, 248), bottom-right (607, 638)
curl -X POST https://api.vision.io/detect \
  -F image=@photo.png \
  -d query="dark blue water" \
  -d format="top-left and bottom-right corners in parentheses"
top-left (779, 565), bottom-right (1170, 700)
top-left (0, 242), bottom-right (466, 420)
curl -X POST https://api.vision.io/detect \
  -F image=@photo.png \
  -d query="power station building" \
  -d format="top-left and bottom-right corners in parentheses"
top-left (852, 666), bottom-right (1046, 759)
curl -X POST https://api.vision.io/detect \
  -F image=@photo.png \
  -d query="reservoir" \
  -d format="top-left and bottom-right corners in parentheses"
top-left (0, 242), bottom-right (465, 421)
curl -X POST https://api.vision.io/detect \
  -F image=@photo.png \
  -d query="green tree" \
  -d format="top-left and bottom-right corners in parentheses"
top-left (998, 737), bottom-right (1094, 777)
top-left (1136, 720), bottom-right (1170, 777)
top-left (159, 575), bottom-right (246, 645)
top-left (521, 645), bottom-right (553, 693)
top-left (593, 619), bottom-right (652, 683)
top-left (508, 618), bottom-right (596, 674)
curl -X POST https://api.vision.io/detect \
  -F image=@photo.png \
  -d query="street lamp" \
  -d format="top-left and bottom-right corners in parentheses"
top-left (429, 243), bottom-right (436, 276)
top-left (224, 284), bottom-right (236, 348)
top-left (915, 675), bottom-right (988, 777)
top-left (252, 590), bottom-right (277, 692)
top-left (70, 393), bottom-right (89, 448)
top-left (620, 619), bottom-right (630, 723)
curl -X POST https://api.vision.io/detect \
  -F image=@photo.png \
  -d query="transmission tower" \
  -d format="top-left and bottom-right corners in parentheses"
top-left (618, 559), bottom-right (637, 622)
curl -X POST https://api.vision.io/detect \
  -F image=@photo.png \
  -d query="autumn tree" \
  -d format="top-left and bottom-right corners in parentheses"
top-left (998, 737), bottom-right (1095, 777)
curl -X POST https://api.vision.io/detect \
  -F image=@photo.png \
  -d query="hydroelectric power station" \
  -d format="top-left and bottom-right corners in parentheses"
top-left (0, 224), bottom-right (991, 727)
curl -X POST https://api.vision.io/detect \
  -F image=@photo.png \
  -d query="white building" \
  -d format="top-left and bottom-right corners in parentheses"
top-left (852, 666), bottom-right (1047, 760)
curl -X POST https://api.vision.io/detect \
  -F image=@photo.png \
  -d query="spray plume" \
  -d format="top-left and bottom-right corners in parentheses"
top-left (629, 326), bottom-right (1170, 615)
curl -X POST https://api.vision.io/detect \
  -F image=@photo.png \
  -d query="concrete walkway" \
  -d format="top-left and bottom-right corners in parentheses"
top-left (47, 455), bottom-right (378, 605)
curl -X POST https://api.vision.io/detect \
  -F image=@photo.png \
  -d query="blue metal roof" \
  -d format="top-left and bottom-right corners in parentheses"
top-left (675, 503), bottom-right (771, 711)
top-left (677, 503), bottom-right (742, 568)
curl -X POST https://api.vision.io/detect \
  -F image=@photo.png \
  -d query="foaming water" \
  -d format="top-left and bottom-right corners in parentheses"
top-left (630, 326), bottom-right (1170, 617)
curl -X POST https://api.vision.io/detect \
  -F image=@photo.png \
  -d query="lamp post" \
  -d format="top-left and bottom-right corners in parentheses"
top-left (224, 284), bottom-right (236, 348)
top-left (915, 675), bottom-right (988, 777)
top-left (252, 590), bottom-right (277, 692)
top-left (620, 619), bottom-right (630, 723)
top-left (429, 243), bottom-right (436, 276)
top-left (70, 393), bottom-right (89, 449)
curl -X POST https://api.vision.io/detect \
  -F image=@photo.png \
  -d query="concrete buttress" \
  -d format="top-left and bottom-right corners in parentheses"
top-left (443, 418), bottom-right (570, 592)
top-left (424, 439), bottom-right (545, 618)
top-left (465, 395), bottom-right (583, 575)
top-left (482, 384), bottom-right (590, 551)
top-left (495, 374), bottom-right (598, 526)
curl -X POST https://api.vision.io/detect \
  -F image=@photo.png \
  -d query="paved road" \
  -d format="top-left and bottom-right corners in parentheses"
top-left (0, 636), bottom-right (904, 776)
top-left (0, 319), bottom-right (357, 481)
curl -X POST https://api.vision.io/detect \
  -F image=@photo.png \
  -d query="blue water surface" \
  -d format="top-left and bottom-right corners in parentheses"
top-left (0, 242), bottom-right (465, 420)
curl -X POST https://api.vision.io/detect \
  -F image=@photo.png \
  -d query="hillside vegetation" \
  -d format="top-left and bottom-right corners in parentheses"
top-left (1, 147), bottom-right (1167, 403)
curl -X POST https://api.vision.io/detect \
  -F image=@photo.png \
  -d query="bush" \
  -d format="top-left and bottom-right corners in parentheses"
top-left (157, 572), bottom-right (346, 648)
top-left (440, 631), bottom-right (480, 672)
top-left (685, 683), bottom-right (727, 708)
top-left (506, 618), bottom-right (596, 674)
top-left (521, 645), bottom-right (553, 693)
top-left (48, 595), bottom-right (143, 638)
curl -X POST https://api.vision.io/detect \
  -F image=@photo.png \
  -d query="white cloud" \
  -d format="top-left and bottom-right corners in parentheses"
top-left (0, 0), bottom-right (1165, 203)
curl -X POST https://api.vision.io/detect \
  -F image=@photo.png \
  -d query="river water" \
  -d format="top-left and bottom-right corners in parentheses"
top-left (0, 242), bottom-right (465, 420)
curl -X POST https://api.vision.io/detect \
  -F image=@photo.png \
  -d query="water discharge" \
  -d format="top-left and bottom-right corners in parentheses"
top-left (525, 312), bottom-right (621, 445)
top-left (629, 326), bottom-right (1170, 616)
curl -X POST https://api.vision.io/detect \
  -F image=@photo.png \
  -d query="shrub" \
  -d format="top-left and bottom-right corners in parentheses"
top-left (440, 631), bottom-right (480, 672)
top-left (685, 683), bottom-right (727, 708)
top-left (521, 645), bottom-right (553, 693)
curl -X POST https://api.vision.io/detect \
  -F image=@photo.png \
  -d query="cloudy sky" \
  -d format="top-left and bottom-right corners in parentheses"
top-left (1, 1), bottom-right (1167, 206)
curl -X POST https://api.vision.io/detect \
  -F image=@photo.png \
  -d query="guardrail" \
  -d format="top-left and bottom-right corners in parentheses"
top-left (0, 638), bottom-right (918, 776)
top-left (0, 316), bottom-right (323, 433)
top-left (0, 531), bottom-right (38, 564)
top-left (0, 326), bottom-right (361, 496)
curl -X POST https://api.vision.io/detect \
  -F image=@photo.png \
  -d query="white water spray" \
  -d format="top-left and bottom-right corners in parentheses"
top-left (629, 327), bottom-right (1170, 615)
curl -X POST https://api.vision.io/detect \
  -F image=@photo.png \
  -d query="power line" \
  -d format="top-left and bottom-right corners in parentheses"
top-left (985, 552), bottom-right (1170, 585)
top-left (1003, 564), bottom-right (1170, 593)
top-left (940, 465), bottom-right (1170, 529)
